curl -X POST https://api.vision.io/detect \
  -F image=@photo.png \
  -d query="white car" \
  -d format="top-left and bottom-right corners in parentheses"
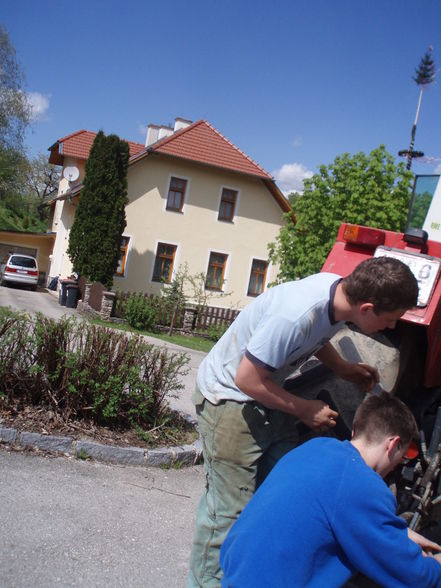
top-left (1, 254), bottom-right (39, 290)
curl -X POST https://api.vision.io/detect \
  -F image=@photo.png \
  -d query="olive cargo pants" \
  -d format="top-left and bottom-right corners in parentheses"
top-left (187, 387), bottom-right (300, 587)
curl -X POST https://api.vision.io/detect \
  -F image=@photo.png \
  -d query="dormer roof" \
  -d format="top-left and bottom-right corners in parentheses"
top-left (48, 130), bottom-right (144, 165)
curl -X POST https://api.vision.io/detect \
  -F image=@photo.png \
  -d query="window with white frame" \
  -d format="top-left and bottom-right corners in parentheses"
top-left (152, 242), bottom-right (177, 283)
top-left (218, 188), bottom-right (238, 222)
top-left (247, 259), bottom-right (268, 296)
top-left (205, 252), bottom-right (228, 291)
top-left (166, 177), bottom-right (187, 212)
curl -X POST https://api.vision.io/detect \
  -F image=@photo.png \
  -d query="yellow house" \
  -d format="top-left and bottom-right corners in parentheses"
top-left (48, 118), bottom-right (290, 309)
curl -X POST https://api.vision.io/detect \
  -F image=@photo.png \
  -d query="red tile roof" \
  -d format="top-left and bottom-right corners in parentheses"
top-left (48, 130), bottom-right (144, 165)
top-left (135, 120), bottom-right (273, 180)
top-left (48, 121), bottom-right (291, 214)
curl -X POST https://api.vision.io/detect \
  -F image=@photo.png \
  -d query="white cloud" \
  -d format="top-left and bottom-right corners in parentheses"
top-left (26, 92), bottom-right (50, 121)
top-left (272, 162), bottom-right (314, 196)
top-left (434, 162), bottom-right (441, 174)
top-left (292, 135), bottom-right (302, 149)
top-left (138, 123), bottom-right (147, 136)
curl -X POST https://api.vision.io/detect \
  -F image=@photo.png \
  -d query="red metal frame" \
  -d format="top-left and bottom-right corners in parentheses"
top-left (322, 223), bottom-right (441, 387)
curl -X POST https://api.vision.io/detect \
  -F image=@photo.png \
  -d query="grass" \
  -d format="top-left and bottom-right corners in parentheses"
top-left (1, 300), bottom-right (217, 353)
top-left (88, 316), bottom-right (216, 353)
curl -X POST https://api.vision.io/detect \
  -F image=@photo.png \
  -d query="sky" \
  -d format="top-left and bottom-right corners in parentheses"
top-left (3, 0), bottom-right (441, 195)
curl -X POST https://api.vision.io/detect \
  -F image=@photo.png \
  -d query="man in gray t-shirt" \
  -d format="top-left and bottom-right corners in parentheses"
top-left (188, 257), bottom-right (419, 588)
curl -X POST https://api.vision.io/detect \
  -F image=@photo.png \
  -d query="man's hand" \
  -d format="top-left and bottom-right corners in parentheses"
top-left (337, 361), bottom-right (379, 392)
top-left (235, 356), bottom-right (338, 430)
top-left (295, 399), bottom-right (339, 432)
top-left (315, 343), bottom-right (379, 392)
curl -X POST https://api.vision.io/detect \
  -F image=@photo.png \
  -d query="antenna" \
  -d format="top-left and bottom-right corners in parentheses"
top-left (63, 166), bottom-right (80, 182)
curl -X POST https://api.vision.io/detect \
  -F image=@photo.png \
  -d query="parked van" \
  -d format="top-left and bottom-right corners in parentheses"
top-left (1, 254), bottom-right (39, 290)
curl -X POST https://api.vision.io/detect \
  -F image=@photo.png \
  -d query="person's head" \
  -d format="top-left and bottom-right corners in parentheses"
top-left (341, 257), bottom-right (419, 333)
top-left (352, 392), bottom-right (418, 477)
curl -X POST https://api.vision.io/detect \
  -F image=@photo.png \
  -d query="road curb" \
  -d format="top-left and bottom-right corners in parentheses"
top-left (0, 414), bottom-right (203, 468)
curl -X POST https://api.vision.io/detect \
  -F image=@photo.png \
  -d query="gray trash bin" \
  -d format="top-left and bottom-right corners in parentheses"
top-left (58, 281), bottom-right (68, 305)
top-left (66, 285), bottom-right (79, 308)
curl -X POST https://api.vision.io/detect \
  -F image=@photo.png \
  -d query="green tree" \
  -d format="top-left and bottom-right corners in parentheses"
top-left (160, 265), bottom-right (187, 336)
top-left (0, 26), bottom-right (56, 232)
top-left (407, 191), bottom-right (433, 229)
top-left (0, 24), bottom-right (30, 194)
top-left (67, 131), bottom-right (130, 288)
top-left (0, 24), bottom-right (35, 231)
top-left (24, 153), bottom-right (60, 217)
top-left (0, 24), bottom-right (30, 151)
top-left (268, 145), bottom-right (413, 281)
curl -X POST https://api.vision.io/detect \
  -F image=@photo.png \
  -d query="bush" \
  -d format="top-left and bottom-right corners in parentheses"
top-left (0, 312), bottom-right (190, 429)
top-left (124, 293), bottom-right (159, 332)
top-left (206, 323), bottom-right (229, 342)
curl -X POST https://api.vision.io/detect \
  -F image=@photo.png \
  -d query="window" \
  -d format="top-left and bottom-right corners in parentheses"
top-left (218, 188), bottom-right (238, 222)
top-left (152, 242), bottom-right (177, 283)
top-left (115, 236), bottom-right (130, 276)
top-left (247, 259), bottom-right (268, 297)
top-left (205, 252), bottom-right (228, 291)
top-left (166, 177), bottom-right (187, 212)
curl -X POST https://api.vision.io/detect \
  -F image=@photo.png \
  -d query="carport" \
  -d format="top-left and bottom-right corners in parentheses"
top-left (0, 230), bottom-right (56, 286)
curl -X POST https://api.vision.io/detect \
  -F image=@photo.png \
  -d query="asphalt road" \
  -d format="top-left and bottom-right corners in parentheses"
top-left (0, 448), bottom-right (204, 588)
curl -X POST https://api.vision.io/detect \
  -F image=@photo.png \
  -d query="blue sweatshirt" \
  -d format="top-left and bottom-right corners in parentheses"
top-left (220, 438), bottom-right (441, 588)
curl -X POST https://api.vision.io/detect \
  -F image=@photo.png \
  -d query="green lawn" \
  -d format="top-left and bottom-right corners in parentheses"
top-left (88, 317), bottom-right (215, 353)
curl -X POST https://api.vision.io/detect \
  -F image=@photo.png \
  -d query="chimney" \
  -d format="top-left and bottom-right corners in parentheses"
top-left (174, 117), bottom-right (193, 132)
top-left (145, 117), bottom-right (193, 147)
top-left (157, 125), bottom-right (174, 140)
top-left (145, 124), bottom-right (160, 147)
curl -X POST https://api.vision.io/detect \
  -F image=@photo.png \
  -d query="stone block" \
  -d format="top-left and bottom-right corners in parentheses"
top-left (0, 426), bottom-right (17, 444)
top-left (20, 432), bottom-right (72, 453)
top-left (75, 441), bottom-right (145, 465)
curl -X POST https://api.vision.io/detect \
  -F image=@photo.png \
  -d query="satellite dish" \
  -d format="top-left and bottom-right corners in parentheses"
top-left (63, 166), bottom-right (80, 182)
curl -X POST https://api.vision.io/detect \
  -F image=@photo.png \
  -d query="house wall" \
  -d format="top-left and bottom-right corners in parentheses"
top-left (50, 199), bottom-right (77, 279)
top-left (115, 156), bottom-right (285, 309)
top-left (49, 156), bottom-right (84, 280)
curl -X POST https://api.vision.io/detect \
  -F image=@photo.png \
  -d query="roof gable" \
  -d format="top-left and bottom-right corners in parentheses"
top-left (134, 120), bottom-right (273, 180)
top-left (49, 130), bottom-right (144, 165)
top-left (48, 121), bottom-right (291, 215)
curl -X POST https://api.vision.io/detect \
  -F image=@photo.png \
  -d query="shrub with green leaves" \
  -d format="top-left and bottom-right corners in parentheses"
top-left (0, 312), bottom-right (189, 429)
top-left (206, 323), bottom-right (228, 342)
top-left (124, 293), bottom-right (159, 332)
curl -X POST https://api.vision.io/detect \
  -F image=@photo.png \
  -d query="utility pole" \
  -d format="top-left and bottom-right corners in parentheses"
top-left (399, 47), bottom-right (436, 170)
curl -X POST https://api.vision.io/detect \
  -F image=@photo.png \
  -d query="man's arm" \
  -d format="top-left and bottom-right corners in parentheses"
top-left (335, 478), bottom-right (441, 587)
top-left (235, 356), bottom-right (338, 431)
top-left (408, 528), bottom-right (441, 555)
top-left (315, 342), bottom-right (379, 392)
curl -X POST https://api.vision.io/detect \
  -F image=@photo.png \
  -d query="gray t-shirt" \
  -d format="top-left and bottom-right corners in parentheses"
top-left (197, 272), bottom-right (343, 404)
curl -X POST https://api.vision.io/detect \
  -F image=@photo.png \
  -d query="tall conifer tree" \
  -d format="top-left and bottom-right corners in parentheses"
top-left (67, 131), bottom-right (129, 288)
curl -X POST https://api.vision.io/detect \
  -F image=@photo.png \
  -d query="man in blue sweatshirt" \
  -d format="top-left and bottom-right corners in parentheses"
top-left (220, 393), bottom-right (441, 587)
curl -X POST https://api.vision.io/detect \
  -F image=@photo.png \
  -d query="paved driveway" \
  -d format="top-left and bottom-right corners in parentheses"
top-left (0, 283), bottom-right (80, 321)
